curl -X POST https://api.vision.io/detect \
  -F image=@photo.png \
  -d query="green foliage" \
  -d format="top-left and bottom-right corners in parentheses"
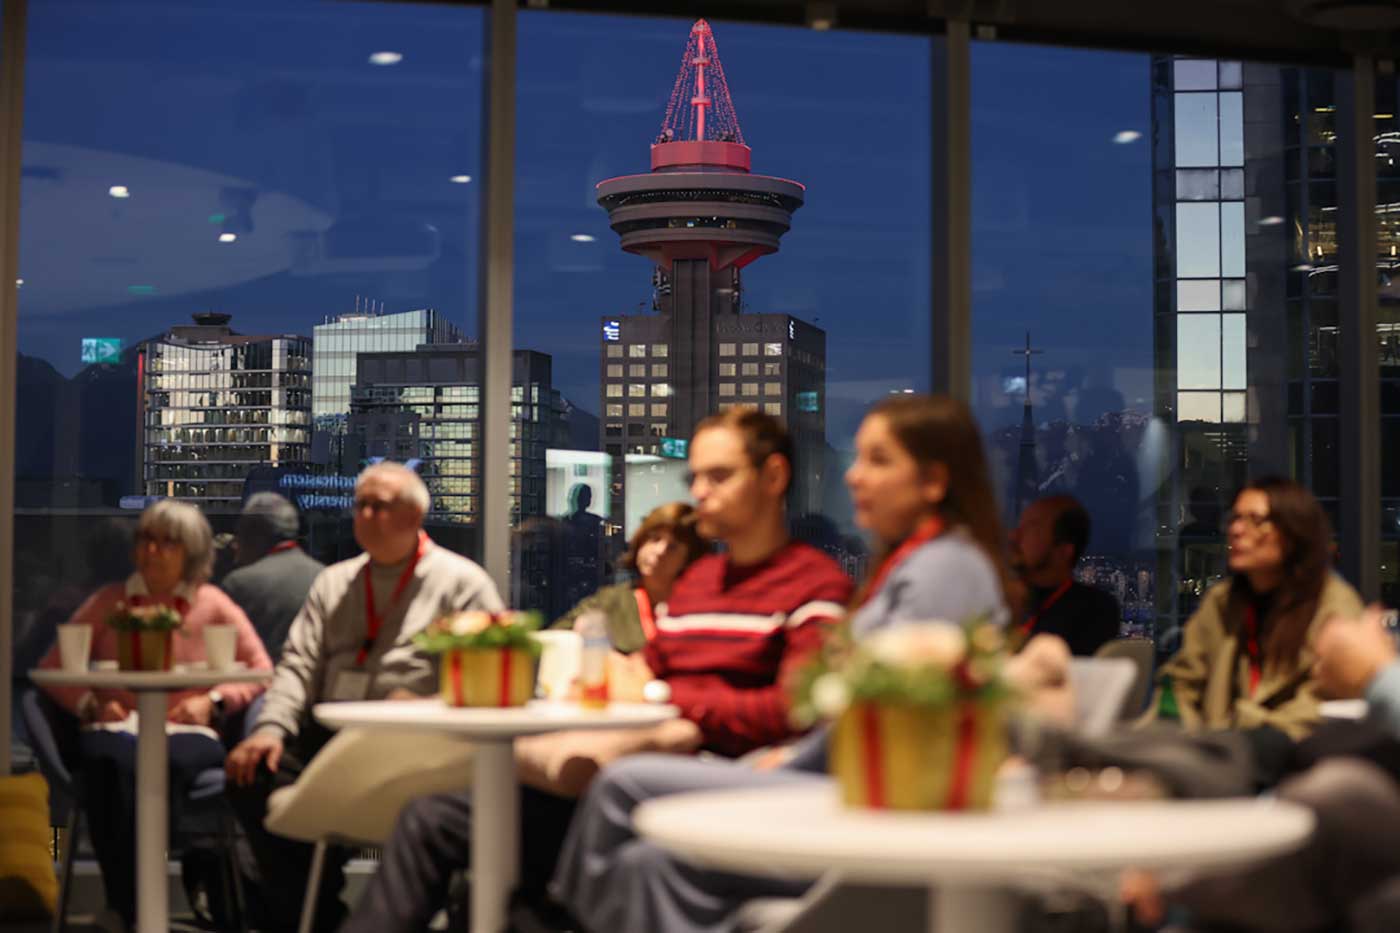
top-left (413, 610), bottom-right (544, 655)
top-left (106, 602), bottom-right (184, 633)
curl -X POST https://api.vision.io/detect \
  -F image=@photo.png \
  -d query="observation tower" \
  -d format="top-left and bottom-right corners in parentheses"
top-left (596, 18), bottom-right (806, 435)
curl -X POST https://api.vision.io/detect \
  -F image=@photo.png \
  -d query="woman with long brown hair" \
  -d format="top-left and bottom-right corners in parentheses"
top-left (1144, 476), bottom-right (1362, 739)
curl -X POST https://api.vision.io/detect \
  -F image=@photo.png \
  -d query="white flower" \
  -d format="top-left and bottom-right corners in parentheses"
top-left (866, 622), bottom-right (965, 669)
top-left (811, 672), bottom-right (851, 718)
top-left (448, 611), bottom-right (492, 637)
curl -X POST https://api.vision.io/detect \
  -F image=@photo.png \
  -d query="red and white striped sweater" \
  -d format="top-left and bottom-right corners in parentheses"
top-left (643, 541), bottom-right (853, 757)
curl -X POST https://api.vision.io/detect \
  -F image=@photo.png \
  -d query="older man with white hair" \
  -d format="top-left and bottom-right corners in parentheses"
top-left (225, 461), bottom-right (503, 933)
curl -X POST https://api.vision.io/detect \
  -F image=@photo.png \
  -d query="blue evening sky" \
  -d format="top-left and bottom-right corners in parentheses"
top-left (15, 0), bottom-right (1152, 447)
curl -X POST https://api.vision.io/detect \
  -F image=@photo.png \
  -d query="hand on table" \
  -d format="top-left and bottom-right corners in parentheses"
top-left (168, 693), bottom-right (214, 726)
top-left (93, 699), bottom-right (130, 724)
top-left (608, 651), bottom-right (655, 703)
top-left (1119, 869), bottom-right (1165, 927)
top-left (1313, 605), bottom-right (1396, 699)
top-left (226, 732), bottom-right (284, 787)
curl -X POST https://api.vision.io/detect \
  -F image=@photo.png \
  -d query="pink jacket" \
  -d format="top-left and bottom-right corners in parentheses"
top-left (37, 579), bottom-right (273, 718)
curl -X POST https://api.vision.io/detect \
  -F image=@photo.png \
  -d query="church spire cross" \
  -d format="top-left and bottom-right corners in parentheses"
top-left (1011, 331), bottom-right (1044, 395)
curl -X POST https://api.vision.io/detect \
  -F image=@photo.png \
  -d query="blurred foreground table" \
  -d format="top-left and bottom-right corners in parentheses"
top-left (635, 781), bottom-right (1315, 933)
top-left (30, 667), bottom-right (272, 933)
top-left (316, 698), bottom-right (677, 933)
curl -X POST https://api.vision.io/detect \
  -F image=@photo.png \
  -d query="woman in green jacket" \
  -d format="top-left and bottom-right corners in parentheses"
top-left (1143, 476), bottom-right (1363, 740)
top-left (552, 502), bottom-right (707, 652)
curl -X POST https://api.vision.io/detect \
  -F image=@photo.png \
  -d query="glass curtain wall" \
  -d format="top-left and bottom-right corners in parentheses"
top-left (11, 0), bottom-right (485, 682)
top-left (509, 11), bottom-right (931, 619)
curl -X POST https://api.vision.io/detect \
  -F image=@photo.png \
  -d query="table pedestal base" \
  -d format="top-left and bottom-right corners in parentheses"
top-left (471, 740), bottom-right (519, 933)
top-left (932, 883), bottom-right (1018, 933)
top-left (135, 692), bottom-right (169, 933)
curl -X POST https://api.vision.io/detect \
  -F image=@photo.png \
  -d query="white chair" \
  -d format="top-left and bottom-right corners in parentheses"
top-left (266, 632), bottom-right (582, 933)
top-left (1067, 656), bottom-right (1138, 738)
top-left (1093, 637), bottom-right (1155, 720)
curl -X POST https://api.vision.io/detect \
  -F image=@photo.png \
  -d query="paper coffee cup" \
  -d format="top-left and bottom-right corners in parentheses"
top-left (203, 625), bottom-right (238, 671)
top-left (57, 624), bottom-right (92, 673)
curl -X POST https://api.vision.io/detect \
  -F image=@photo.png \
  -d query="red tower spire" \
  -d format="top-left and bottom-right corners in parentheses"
top-left (659, 19), bottom-right (744, 145)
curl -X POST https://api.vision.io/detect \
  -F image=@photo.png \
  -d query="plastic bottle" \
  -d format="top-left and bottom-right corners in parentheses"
top-left (576, 610), bottom-right (610, 709)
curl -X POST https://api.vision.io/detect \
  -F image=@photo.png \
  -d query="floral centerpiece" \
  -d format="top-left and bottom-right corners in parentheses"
top-left (792, 620), bottom-right (1016, 811)
top-left (415, 610), bottom-right (543, 707)
top-left (107, 602), bottom-right (184, 672)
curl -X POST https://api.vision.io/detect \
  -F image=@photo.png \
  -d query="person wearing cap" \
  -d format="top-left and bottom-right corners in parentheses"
top-left (220, 492), bottom-right (325, 662)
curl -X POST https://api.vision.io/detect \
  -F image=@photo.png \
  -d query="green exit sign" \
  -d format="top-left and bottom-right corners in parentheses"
top-left (81, 337), bottom-right (122, 364)
top-left (659, 437), bottom-right (688, 460)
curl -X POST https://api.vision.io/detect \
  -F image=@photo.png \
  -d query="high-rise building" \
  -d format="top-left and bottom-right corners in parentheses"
top-left (137, 312), bottom-right (312, 512)
top-left (1151, 58), bottom-right (1400, 635)
top-left (595, 19), bottom-right (824, 526)
top-left (348, 344), bottom-right (564, 526)
top-left (312, 305), bottom-right (463, 429)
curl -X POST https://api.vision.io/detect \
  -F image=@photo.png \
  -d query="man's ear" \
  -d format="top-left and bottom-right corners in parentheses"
top-left (760, 453), bottom-right (791, 499)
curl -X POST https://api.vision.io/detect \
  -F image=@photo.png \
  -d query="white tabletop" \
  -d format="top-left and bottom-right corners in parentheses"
top-left (635, 783), bottom-right (1315, 887)
top-left (30, 666), bottom-right (271, 691)
top-left (314, 698), bottom-right (679, 738)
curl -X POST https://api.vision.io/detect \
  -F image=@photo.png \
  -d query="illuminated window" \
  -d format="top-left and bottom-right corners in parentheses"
top-left (719, 383), bottom-right (736, 397)
top-left (719, 343), bottom-right (736, 357)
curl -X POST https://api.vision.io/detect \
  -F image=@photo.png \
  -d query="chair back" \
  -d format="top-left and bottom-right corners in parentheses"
top-left (1093, 637), bottom-right (1155, 719)
top-left (18, 688), bottom-right (77, 796)
top-left (532, 630), bottom-right (582, 700)
top-left (1067, 657), bottom-right (1137, 737)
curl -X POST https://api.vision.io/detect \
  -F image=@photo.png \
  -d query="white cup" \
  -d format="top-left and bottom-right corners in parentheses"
top-left (203, 625), bottom-right (238, 672)
top-left (56, 623), bottom-right (92, 673)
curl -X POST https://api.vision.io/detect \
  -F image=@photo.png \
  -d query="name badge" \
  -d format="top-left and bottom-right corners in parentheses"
top-left (329, 670), bottom-right (370, 702)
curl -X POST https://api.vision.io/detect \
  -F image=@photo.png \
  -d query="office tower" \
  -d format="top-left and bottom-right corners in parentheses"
top-left (348, 344), bottom-right (564, 526)
top-left (312, 305), bottom-right (463, 429)
top-left (136, 312), bottom-right (312, 512)
top-left (595, 19), bottom-right (823, 527)
top-left (1151, 58), bottom-right (1400, 632)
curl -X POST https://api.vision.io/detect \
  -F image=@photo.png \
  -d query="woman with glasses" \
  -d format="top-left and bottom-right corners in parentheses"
top-left (1142, 476), bottom-right (1362, 740)
top-left (35, 499), bottom-right (272, 930)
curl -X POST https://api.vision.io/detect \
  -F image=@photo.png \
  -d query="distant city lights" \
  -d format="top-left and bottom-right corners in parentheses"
top-left (570, 233), bottom-right (596, 243)
top-left (1258, 216), bottom-right (1285, 226)
top-left (219, 233), bottom-right (238, 243)
top-left (449, 174), bottom-right (473, 184)
top-left (368, 51), bottom-right (403, 66)
top-left (108, 185), bottom-right (130, 198)
top-left (1112, 131), bottom-right (1142, 144)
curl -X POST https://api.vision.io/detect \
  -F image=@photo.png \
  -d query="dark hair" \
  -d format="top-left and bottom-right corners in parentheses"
top-left (1228, 476), bottom-right (1333, 669)
top-left (857, 394), bottom-right (1016, 611)
top-left (620, 502), bottom-right (708, 572)
top-left (1040, 495), bottom-right (1091, 564)
top-left (692, 407), bottom-right (795, 495)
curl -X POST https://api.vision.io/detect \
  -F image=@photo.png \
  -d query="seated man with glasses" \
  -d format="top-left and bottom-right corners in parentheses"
top-left (341, 408), bottom-right (853, 933)
top-left (224, 461), bottom-right (503, 933)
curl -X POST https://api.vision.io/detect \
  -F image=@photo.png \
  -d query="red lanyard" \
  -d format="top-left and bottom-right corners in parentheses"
top-left (1018, 579), bottom-right (1073, 639)
top-left (358, 532), bottom-right (429, 666)
top-left (268, 541), bottom-right (299, 555)
top-left (861, 515), bottom-right (946, 608)
top-left (633, 587), bottom-right (658, 643)
top-left (1242, 603), bottom-right (1263, 695)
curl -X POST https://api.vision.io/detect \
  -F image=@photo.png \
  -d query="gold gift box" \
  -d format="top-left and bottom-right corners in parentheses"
top-left (830, 701), bottom-right (1008, 811)
top-left (116, 631), bottom-right (174, 672)
top-left (439, 648), bottom-right (536, 708)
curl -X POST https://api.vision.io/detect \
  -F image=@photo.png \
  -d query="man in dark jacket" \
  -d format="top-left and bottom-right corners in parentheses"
top-left (220, 493), bottom-right (323, 661)
top-left (1009, 495), bottom-right (1122, 656)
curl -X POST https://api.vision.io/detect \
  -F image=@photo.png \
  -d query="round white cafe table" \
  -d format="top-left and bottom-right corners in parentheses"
top-left (314, 698), bottom-right (678, 933)
top-left (635, 782), bottom-right (1316, 933)
top-left (29, 666), bottom-right (272, 933)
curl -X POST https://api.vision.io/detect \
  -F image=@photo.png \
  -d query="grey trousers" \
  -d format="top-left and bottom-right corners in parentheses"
top-left (1169, 757), bottom-right (1400, 933)
top-left (550, 754), bottom-right (825, 933)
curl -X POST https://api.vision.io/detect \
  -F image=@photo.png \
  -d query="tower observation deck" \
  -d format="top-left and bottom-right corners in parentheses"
top-left (596, 18), bottom-right (805, 434)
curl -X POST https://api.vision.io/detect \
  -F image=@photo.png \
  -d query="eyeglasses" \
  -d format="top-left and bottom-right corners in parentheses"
top-left (353, 497), bottom-right (400, 516)
top-left (684, 465), bottom-right (751, 492)
top-left (1222, 510), bottom-right (1272, 532)
top-left (136, 532), bottom-right (182, 551)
